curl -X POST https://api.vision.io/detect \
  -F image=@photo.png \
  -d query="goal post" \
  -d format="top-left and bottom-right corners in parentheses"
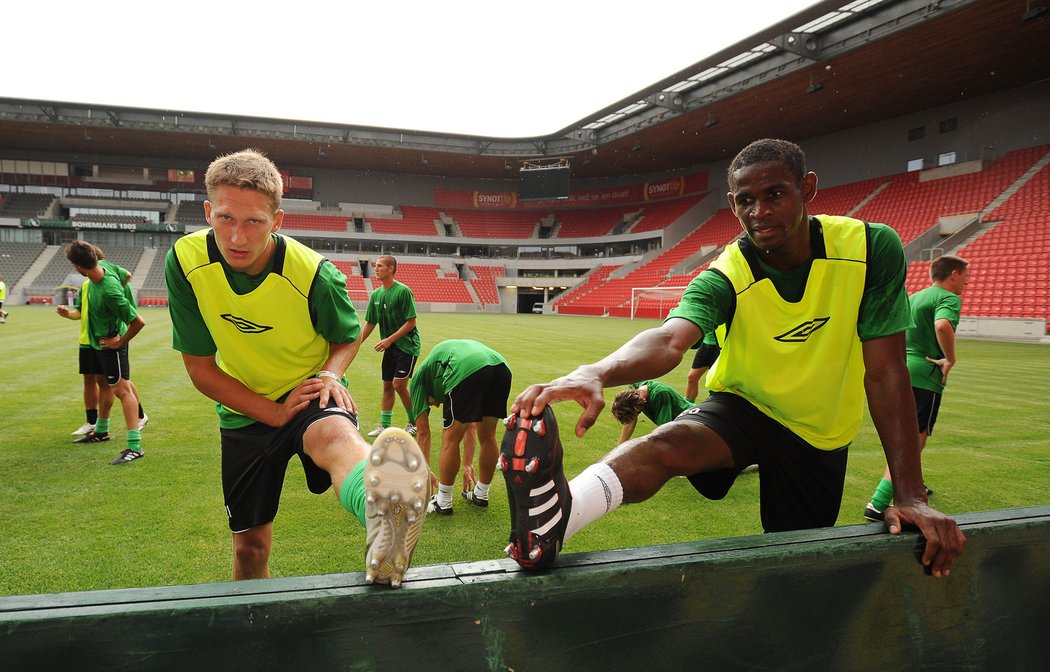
top-left (629, 286), bottom-right (690, 320)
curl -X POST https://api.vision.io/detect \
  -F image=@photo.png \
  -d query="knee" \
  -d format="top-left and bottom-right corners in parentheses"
top-left (392, 378), bottom-right (409, 394)
top-left (304, 417), bottom-right (367, 464)
top-left (233, 532), bottom-right (270, 568)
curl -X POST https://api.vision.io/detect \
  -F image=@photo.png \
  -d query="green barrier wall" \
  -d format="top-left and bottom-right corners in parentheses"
top-left (2, 506), bottom-right (1048, 671)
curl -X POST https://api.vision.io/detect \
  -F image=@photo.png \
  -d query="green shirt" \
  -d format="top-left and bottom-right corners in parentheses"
top-left (85, 262), bottom-right (138, 350)
top-left (99, 260), bottom-right (133, 307)
top-left (365, 280), bottom-right (421, 356)
top-left (165, 234), bottom-right (360, 428)
top-left (906, 284), bottom-right (961, 394)
top-left (667, 220), bottom-right (911, 344)
top-left (409, 339), bottom-right (508, 422)
top-left (629, 380), bottom-right (693, 426)
top-left (93, 260), bottom-right (134, 344)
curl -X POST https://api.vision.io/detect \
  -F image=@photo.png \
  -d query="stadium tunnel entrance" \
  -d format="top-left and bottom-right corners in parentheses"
top-left (515, 285), bottom-right (568, 314)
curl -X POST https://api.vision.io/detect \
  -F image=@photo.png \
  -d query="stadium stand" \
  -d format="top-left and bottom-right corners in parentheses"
top-left (808, 176), bottom-right (889, 217)
top-left (137, 247), bottom-right (171, 306)
top-left (560, 144), bottom-right (1050, 323)
top-left (628, 195), bottom-right (704, 233)
top-left (368, 206), bottom-right (443, 236)
top-left (553, 265), bottom-right (625, 316)
top-left (345, 273), bottom-right (372, 303)
top-left (173, 200), bottom-right (208, 226)
top-left (392, 263), bottom-right (473, 304)
top-left (451, 209), bottom-right (540, 239)
top-left (351, 202), bottom-right (701, 241)
top-left (853, 146), bottom-right (1046, 246)
top-left (0, 192), bottom-right (56, 218)
top-left (330, 261), bottom-right (374, 303)
top-left (904, 259), bottom-right (933, 293)
top-left (556, 208), bottom-right (742, 318)
top-left (546, 265), bottom-right (618, 315)
top-left (553, 207), bottom-right (637, 238)
top-left (609, 222), bottom-right (734, 319)
top-left (0, 242), bottom-right (47, 288)
top-left (281, 213), bottom-right (349, 232)
top-left (2, 143), bottom-right (1047, 326)
top-left (27, 250), bottom-right (86, 296)
top-left (952, 151), bottom-right (1050, 323)
top-left (555, 145), bottom-right (1050, 323)
top-left (24, 244), bottom-right (145, 304)
top-left (97, 245), bottom-right (145, 278)
top-left (467, 264), bottom-right (504, 305)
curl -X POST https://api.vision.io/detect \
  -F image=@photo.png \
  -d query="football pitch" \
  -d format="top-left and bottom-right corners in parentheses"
top-left (0, 307), bottom-right (1047, 596)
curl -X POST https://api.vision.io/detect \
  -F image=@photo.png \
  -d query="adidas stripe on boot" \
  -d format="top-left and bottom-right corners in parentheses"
top-left (499, 405), bottom-right (572, 570)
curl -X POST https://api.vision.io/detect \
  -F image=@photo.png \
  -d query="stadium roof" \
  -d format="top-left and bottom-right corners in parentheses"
top-left (0, 0), bottom-right (1046, 181)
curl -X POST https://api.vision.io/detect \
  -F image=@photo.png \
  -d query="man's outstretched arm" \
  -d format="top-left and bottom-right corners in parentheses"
top-left (862, 332), bottom-right (967, 577)
top-left (513, 318), bottom-right (701, 437)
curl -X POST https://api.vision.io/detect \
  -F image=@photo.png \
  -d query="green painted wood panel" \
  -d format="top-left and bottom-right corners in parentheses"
top-left (2, 506), bottom-right (1048, 671)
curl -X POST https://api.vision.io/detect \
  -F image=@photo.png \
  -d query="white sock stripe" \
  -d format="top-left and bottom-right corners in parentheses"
top-left (528, 493), bottom-right (558, 517)
top-left (529, 479), bottom-right (555, 497)
top-left (563, 462), bottom-right (623, 543)
top-left (533, 508), bottom-right (563, 536)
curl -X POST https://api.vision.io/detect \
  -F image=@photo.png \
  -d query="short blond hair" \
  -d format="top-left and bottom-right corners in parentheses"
top-left (204, 149), bottom-right (284, 214)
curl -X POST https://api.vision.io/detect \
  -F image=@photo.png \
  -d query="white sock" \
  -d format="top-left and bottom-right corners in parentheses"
top-left (564, 462), bottom-right (623, 542)
top-left (474, 481), bottom-right (491, 499)
top-left (437, 483), bottom-right (453, 508)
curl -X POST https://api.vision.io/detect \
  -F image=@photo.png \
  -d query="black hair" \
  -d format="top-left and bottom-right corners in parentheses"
top-left (727, 138), bottom-right (806, 191)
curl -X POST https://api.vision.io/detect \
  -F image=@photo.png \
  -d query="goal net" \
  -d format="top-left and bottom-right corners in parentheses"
top-left (630, 286), bottom-right (690, 320)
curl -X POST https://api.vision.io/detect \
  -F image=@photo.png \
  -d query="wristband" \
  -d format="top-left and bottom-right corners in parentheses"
top-left (316, 370), bottom-right (342, 382)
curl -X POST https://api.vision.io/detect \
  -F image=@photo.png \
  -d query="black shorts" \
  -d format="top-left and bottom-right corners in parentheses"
top-left (79, 347), bottom-right (104, 376)
top-left (93, 345), bottom-right (131, 386)
top-left (381, 347), bottom-right (417, 381)
top-left (219, 398), bottom-right (359, 533)
top-left (913, 387), bottom-right (942, 436)
top-left (441, 363), bottom-right (512, 428)
top-left (691, 342), bottom-right (721, 369)
top-left (674, 392), bottom-right (848, 533)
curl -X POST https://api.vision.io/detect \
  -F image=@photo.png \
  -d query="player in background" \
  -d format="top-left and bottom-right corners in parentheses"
top-left (351, 255), bottom-right (422, 438)
top-left (611, 380), bottom-right (693, 446)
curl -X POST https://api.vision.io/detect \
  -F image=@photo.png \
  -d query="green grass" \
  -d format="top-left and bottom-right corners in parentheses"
top-left (0, 307), bottom-right (1047, 596)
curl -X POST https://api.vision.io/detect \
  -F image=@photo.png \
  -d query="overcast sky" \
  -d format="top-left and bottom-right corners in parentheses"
top-left (7, 1), bottom-right (819, 137)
